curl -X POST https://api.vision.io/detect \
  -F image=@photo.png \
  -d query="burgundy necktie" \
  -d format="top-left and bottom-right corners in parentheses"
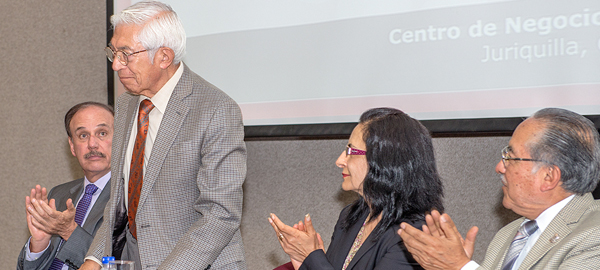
top-left (128, 99), bottom-right (154, 239)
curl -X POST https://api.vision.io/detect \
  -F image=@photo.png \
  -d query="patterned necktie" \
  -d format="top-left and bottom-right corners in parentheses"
top-left (501, 220), bottom-right (538, 270)
top-left (48, 184), bottom-right (98, 270)
top-left (128, 99), bottom-right (155, 239)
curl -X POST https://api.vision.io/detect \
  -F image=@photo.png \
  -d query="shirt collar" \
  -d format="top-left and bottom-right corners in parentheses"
top-left (530, 194), bottom-right (575, 233)
top-left (83, 171), bottom-right (111, 192)
top-left (140, 63), bottom-right (184, 114)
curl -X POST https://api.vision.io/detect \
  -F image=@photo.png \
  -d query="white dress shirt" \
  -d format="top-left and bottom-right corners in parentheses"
top-left (123, 63), bottom-right (183, 205)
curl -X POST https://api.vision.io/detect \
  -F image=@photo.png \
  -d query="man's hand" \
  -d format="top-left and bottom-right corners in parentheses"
top-left (25, 186), bottom-right (52, 253)
top-left (26, 185), bottom-right (77, 241)
top-left (398, 210), bottom-right (479, 270)
top-left (78, 260), bottom-right (102, 270)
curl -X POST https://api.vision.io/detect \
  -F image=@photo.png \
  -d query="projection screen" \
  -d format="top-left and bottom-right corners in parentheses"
top-left (111, 0), bottom-right (600, 136)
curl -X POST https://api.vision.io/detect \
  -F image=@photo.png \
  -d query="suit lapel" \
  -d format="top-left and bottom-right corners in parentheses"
top-left (67, 178), bottom-right (84, 211)
top-left (480, 217), bottom-right (523, 270)
top-left (120, 94), bottom-right (139, 180)
top-left (518, 194), bottom-right (590, 269)
top-left (338, 211), bottom-right (373, 270)
top-left (64, 180), bottom-right (85, 211)
top-left (109, 93), bottom-right (138, 231)
top-left (137, 64), bottom-right (191, 210)
top-left (82, 180), bottom-right (111, 233)
top-left (518, 221), bottom-right (571, 269)
top-left (346, 225), bottom-right (378, 270)
top-left (496, 223), bottom-right (520, 270)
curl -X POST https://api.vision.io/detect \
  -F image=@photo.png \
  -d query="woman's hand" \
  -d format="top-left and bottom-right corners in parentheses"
top-left (268, 213), bottom-right (324, 267)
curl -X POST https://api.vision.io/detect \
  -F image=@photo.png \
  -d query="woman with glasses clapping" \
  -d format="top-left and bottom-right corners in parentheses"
top-left (269, 107), bottom-right (444, 270)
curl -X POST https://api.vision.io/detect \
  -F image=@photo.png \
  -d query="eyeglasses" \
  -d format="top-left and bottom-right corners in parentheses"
top-left (346, 146), bottom-right (366, 156)
top-left (105, 46), bottom-right (147, 66)
top-left (501, 146), bottom-right (545, 167)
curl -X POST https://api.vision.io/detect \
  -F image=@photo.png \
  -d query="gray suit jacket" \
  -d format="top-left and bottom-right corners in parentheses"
top-left (17, 177), bottom-right (110, 270)
top-left (87, 64), bottom-right (247, 270)
top-left (478, 193), bottom-right (600, 270)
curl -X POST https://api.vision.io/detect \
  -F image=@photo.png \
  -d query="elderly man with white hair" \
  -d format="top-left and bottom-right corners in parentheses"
top-left (80, 1), bottom-right (247, 269)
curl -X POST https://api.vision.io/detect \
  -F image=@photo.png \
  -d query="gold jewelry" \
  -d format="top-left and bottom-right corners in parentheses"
top-left (279, 233), bottom-right (284, 241)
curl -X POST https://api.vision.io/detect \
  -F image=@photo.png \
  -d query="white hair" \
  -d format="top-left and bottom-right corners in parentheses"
top-left (111, 1), bottom-right (186, 64)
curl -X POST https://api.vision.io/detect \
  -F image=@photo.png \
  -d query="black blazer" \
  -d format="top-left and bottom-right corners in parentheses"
top-left (300, 206), bottom-right (423, 270)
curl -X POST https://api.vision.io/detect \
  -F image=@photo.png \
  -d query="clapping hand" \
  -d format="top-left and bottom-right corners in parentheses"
top-left (397, 210), bottom-right (478, 270)
top-left (26, 185), bottom-right (77, 242)
top-left (269, 213), bottom-right (324, 269)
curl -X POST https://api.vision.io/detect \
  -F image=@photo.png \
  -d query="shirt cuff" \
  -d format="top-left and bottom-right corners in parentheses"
top-left (461, 260), bottom-right (480, 270)
top-left (85, 256), bottom-right (103, 267)
top-left (25, 237), bottom-right (50, 261)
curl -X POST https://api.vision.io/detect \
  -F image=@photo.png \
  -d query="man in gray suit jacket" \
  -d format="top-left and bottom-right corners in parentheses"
top-left (399, 108), bottom-right (600, 270)
top-left (80, 1), bottom-right (246, 270)
top-left (17, 102), bottom-right (114, 270)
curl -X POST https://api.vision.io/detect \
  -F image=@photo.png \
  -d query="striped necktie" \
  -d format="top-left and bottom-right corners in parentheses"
top-left (48, 184), bottom-right (98, 270)
top-left (501, 220), bottom-right (538, 270)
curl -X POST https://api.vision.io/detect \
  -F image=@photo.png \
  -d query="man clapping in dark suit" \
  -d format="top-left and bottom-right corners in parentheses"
top-left (17, 102), bottom-right (114, 270)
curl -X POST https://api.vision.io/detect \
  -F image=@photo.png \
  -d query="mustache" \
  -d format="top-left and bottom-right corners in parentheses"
top-left (84, 150), bottom-right (106, 159)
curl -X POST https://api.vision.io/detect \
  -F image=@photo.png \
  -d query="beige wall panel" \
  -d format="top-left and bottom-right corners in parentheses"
top-left (0, 0), bottom-right (107, 266)
top-left (242, 136), bottom-right (519, 269)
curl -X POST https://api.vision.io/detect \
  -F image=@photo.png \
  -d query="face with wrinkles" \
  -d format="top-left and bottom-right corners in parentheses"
top-left (68, 106), bottom-right (113, 182)
top-left (495, 118), bottom-right (550, 218)
top-left (109, 24), bottom-right (164, 98)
